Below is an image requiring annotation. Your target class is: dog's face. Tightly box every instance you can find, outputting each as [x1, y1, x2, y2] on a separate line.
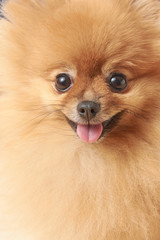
[1, 2, 160, 239]
[1, 0, 160, 144]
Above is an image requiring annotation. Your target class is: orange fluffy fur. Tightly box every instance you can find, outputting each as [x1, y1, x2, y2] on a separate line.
[0, 0, 160, 239]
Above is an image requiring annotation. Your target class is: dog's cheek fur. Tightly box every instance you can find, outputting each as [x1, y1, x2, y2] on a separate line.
[0, 0, 160, 240]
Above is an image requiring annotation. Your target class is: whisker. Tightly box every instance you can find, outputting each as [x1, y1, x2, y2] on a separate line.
[17, 103, 65, 113]
[30, 104, 65, 111]
[24, 109, 74, 137]
[33, 111, 54, 126]
[112, 103, 147, 113]
[112, 103, 148, 120]
[123, 109, 147, 121]
[30, 109, 64, 122]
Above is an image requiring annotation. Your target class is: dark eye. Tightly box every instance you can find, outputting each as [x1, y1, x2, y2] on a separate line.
[55, 73, 73, 93]
[109, 73, 127, 91]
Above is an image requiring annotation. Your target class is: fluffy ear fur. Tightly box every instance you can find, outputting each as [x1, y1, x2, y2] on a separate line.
[130, 0, 160, 21]
[128, 0, 160, 53]
[2, 0, 66, 21]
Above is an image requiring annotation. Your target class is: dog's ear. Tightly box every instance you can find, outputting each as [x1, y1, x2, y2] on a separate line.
[130, 0, 160, 57]
[2, 0, 66, 23]
[129, 0, 160, 21]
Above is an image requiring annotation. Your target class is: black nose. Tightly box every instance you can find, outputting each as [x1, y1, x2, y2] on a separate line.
[77, 101, 100, 121]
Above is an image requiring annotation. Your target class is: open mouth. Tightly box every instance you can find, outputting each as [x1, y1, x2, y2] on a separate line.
[66, 111, 124, 143]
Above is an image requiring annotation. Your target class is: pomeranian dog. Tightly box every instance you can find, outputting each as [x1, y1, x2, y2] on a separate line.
[0, 0, 160, 239]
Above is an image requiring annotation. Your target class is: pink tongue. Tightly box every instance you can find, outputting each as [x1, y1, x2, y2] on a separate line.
[77, 124, 103, 143]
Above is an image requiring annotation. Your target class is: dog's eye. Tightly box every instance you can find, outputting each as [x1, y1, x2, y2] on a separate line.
[55, 73, 73, 93]
[108, 73, 127, 91]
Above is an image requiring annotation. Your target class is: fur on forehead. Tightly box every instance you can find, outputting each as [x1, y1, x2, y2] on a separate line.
[3, 0, 160, 17]
[1, 0, 160, 76]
